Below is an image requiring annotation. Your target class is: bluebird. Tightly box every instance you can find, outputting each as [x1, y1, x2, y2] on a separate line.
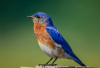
[27, 12, 86, 66]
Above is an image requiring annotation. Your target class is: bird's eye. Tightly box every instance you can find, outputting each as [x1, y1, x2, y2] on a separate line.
[36, 16, 41, 19]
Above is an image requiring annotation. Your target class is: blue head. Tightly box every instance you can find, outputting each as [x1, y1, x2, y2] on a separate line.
[27, 12, 53, 26]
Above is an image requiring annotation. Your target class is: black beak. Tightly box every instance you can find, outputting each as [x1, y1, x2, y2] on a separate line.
[27, 16, 33, 18]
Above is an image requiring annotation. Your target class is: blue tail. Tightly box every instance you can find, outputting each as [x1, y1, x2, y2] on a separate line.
[73, 58, 86, 66]
[62, 45, 86, 66]
[64, 47, 86, 66]
[72, 54, 86, 66]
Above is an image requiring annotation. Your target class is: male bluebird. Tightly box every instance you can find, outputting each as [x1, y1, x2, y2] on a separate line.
[27, 12, 86, 66]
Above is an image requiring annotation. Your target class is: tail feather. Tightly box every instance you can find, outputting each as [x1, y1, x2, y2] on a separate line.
[73, 56, 86, 66]
[62, 45, 86, 66]
[68, 51, 86, 66]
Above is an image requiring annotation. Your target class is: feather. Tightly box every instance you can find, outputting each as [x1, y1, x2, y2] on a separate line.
[46, 26, 86, 66]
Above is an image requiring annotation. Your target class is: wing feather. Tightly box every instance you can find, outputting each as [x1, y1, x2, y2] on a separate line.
[46, 26, 73, 52]
[46, 26, 86, 66]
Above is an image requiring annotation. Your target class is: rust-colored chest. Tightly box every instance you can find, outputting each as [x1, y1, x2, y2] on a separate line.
[33, 21, 55, 49]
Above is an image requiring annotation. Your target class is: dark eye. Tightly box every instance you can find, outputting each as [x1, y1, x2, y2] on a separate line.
[36, 16, 41, 19]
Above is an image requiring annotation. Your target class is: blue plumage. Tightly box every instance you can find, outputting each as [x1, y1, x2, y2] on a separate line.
[28, 12, 86, 66]
[33, 12, 53, 26]
[46, 26, 72, 52]
[46, 26, 86, 66]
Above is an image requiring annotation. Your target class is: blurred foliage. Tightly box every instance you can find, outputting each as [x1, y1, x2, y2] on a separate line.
[0, 0, 100, 68]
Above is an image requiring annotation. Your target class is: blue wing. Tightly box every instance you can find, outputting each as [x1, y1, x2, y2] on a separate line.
[46, 26, 73, 52]
[46, 26, 86, 66]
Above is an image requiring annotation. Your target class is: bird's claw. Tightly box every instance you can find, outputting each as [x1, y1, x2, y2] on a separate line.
[38, 64, 57, 66]
[48, 64, 57, 66]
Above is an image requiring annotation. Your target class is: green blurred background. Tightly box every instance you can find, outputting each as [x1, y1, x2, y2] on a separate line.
[0, 0, 100, 68]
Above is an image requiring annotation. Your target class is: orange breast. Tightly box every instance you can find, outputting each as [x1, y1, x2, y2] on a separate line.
[33, 21, 55, 49]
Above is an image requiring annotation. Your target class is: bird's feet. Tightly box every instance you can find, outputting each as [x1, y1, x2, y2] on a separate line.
[48, 64, 57, 66]
[38, 64, 57, 66]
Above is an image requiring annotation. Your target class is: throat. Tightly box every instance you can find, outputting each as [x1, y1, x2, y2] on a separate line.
[34, 21, 46, 33]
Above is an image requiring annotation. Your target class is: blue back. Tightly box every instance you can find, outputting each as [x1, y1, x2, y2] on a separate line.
[46, 26, 73, 52]
[33, 12, 86, 66]
[46, 26, 86, 66]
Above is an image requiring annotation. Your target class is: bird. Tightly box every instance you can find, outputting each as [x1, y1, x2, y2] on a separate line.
[27, 12, 86, 66]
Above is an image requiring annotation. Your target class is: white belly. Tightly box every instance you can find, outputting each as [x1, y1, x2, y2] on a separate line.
[38, 42, 55, 57]
[38, 42, 73, 59]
